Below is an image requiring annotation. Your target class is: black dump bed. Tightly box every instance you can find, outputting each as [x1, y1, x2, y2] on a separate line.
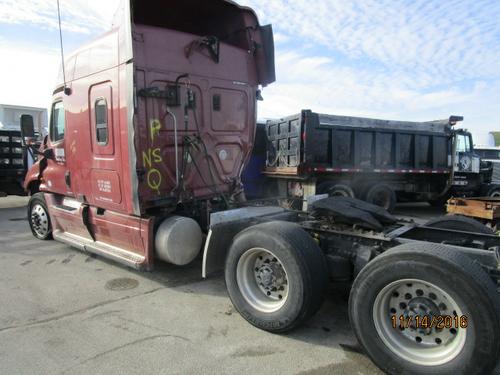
[265, 110, 452, 177]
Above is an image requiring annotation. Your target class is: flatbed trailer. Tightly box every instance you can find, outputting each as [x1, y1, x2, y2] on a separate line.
[447, 197, 500, 231]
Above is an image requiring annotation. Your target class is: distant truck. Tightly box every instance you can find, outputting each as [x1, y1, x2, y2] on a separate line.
[0, 104, 46, 195]
[261, 110, 500, 211]
[474, 146, 500, 185]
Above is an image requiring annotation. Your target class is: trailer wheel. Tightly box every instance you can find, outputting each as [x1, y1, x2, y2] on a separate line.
[225, 221, 328, 333]
[425, 215, 495, 235]
[349, 243, 500, 375]
[365, 184, 396, 212]
[318, 182, 355, 198]
[28, 192, 52, 240]
[486, 185, 500, 198]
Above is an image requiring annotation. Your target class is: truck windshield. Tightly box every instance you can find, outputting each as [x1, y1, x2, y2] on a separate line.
[476, 149, 500, 160]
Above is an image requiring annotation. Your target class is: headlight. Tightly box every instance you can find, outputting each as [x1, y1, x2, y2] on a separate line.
[12, 159, 23, 166]
[0, 136, 9, 143]
[12, 147, 23, 154]
[0, 158, 9, 165]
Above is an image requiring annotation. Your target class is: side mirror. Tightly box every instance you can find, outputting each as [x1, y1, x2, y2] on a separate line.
[20, 115, 35, 140]
[43, 148, 55, 159]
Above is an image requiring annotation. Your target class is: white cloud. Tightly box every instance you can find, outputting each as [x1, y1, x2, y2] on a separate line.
[0, 0, 119, 34]
[0, 39, 59, 108]
[0, 0, 498, 141]
[237, 0, 500, 137]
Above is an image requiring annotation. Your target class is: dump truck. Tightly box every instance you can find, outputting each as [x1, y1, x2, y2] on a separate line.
[22, 1, 500, 374]
[0, 104, 46, 195]
[261, 110, 499, 211]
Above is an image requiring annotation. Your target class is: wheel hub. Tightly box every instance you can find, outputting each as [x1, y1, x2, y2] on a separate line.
[30, 204, 49, 237]
[254, 255, 287, 300]
[403, 297, 440, 335]
[236, 248, 289, 313]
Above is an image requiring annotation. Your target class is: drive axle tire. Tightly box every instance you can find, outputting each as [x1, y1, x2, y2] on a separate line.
[349, 243, 500, 375]
[428, 194, 450, 207]
[225, 221, 328, 333]
[28, 192, 52, 240]
[425, 215, 495, 235]
[318, 182, 355, 198]
[365, 183, 396, 212]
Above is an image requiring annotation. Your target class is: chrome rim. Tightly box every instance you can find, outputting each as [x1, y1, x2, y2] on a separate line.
[30, 203, 50, 237]
[236, 248, 289, 313]
[373, 278, 466, 366]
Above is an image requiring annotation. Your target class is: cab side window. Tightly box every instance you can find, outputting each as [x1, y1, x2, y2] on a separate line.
[95, 98, 108, 145]
[50, 101, 65, 142]
[456, 134, 470, 153]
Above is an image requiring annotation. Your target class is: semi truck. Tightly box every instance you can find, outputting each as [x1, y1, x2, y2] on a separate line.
[22, 1, 500, 374]
[475, 146, 500, 185]
[0, 104, 46, 195]
[261, 110, 499, 211]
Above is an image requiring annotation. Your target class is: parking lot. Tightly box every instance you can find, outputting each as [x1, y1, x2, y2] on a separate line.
[1, 196, 498, 375]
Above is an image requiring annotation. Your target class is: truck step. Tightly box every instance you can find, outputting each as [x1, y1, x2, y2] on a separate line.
[52, 230, 147, 270]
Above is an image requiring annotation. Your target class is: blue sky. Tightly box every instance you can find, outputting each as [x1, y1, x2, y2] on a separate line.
[0, 0, 499, 144]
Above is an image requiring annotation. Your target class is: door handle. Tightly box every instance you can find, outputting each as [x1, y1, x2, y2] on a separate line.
[65, 170, 71, 188]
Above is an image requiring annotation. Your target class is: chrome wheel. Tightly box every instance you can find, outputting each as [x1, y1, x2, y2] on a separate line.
[236, 248, 289, 313]
[373, 278, 466, 366]
[30, 203, 50, 238]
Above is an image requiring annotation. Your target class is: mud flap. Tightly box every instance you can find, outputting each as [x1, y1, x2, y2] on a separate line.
[81, 205, 96, 241]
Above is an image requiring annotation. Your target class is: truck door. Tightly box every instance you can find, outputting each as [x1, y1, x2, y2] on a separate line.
[452, 132, 481, 189]
[454, 133, 479, 174]
[88, 82, 123, 210]
[45, 100, 71, 196]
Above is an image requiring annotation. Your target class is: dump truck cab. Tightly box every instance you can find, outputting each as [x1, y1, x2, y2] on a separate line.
[451, 127, 498, 196]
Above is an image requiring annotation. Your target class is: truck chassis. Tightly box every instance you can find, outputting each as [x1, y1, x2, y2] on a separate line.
[28, 191, 500, 375]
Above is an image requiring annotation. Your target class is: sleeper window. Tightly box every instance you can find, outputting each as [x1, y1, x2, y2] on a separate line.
[95, 99, 108, 145]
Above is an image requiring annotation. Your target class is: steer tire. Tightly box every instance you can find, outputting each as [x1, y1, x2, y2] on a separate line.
[317, 182, 355, 198]
[365, 183, 396, 212]
[349, 243, 500, 375]
[27, 192, 53, 240]
[425, 215, 495, 235]
[225, 221, 328, 333]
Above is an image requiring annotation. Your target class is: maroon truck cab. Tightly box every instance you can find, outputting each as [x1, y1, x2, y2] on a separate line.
[24, 0, 275, 270]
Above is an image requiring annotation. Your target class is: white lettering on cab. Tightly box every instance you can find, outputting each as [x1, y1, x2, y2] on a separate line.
[97, 179, 112, 193]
